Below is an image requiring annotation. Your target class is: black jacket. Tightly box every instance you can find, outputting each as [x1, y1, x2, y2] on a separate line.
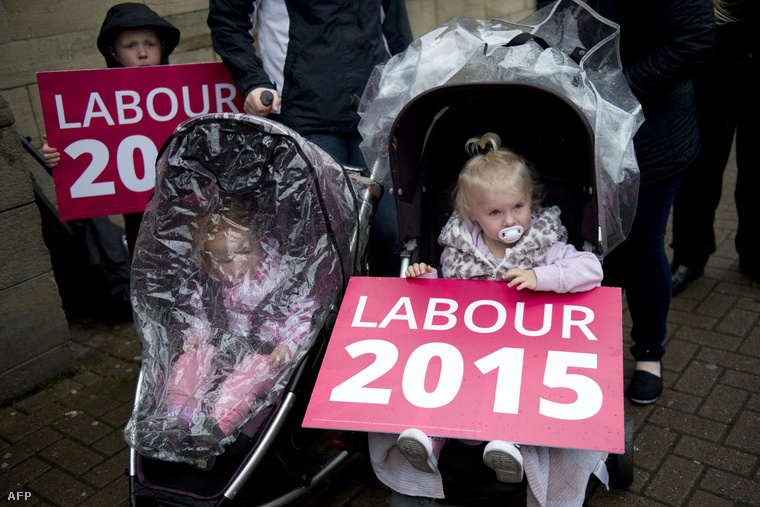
[208, 0, 413, 135]
[589, 0, 716, 184]
[97, 3, 180, 69]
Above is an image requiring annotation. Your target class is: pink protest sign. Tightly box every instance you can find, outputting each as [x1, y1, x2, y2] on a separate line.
[37, 62, 244, 220]
[304, 277, 624, 453]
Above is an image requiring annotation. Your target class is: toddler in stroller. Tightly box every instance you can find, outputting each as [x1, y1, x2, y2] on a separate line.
[369, 128, 609, 505]
[125, 112, 368, 505]
[395, 132, 603, 486]
[134, 201, 316, 459]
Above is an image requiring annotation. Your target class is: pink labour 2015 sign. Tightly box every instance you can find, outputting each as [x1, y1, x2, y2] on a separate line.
[37, 62, 244, 221]
[304, 277, 625, 453]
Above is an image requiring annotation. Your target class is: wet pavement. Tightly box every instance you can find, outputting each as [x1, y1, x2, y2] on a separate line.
[1, 148, 758, 506]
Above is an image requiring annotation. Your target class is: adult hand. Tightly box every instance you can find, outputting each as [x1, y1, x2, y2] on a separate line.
[244, 88, 280, 116]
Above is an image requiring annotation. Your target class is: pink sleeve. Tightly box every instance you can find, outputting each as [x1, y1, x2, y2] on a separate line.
[533, 242, 603, 293]
[419, 269, 438, 279]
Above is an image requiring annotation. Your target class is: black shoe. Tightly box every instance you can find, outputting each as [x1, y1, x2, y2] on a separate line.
[671, 264, 703, 295]
[627, 370, 663, 404]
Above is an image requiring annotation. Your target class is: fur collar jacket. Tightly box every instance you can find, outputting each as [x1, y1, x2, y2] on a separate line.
[439, 206, 568, 281]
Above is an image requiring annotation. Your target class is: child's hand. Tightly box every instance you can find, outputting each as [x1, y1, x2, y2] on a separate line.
[405, 263, 435, 278]
[42, 135, 60, 169]
[183, 334, 200, 352]
[270, 344, 292, 370]
[503, 268, 537, 290]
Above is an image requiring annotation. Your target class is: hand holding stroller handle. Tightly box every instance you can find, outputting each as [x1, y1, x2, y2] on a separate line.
[261, 90, 274, 106]
[499, 225, 524, 243]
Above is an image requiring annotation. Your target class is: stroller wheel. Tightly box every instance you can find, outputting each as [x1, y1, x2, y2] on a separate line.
[607, 415, 634, 488]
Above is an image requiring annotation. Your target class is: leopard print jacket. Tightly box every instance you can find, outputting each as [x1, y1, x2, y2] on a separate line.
[439, 206, 568, 281]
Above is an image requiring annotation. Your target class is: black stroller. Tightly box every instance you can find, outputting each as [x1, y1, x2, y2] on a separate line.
[356, 1, 642, 504]
[378, 81, 634, 507]
[125, 112, 380, 506]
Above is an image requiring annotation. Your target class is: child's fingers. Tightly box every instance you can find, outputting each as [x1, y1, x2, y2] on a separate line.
[405, 263, 431, 278]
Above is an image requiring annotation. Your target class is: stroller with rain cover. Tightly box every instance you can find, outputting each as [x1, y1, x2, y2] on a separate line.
[125, 112, 380, 506]
[356, 0, 642, 504]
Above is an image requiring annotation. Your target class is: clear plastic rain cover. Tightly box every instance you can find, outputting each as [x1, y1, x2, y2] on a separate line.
[124, 113, 356, 464]
[358, 0, 644, 254]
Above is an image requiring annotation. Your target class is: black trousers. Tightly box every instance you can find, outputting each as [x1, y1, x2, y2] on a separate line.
[671, 20, 759, 269]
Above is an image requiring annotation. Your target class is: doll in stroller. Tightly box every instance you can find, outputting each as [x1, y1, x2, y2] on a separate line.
[124, 112, 377, 505]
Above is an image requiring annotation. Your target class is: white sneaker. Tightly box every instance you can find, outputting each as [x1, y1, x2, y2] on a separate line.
[483, 441, 523, 483]
[397, 428, 438, 473]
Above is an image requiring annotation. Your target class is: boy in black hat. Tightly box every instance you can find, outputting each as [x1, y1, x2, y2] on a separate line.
[41, 3, 180, 257]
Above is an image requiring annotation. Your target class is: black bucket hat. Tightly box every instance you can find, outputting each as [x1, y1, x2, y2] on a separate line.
[97, 3, 180, 68]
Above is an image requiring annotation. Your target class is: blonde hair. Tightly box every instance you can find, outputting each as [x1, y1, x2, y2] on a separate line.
[453, 133, 541, 222]
[714, 0, 739, 24]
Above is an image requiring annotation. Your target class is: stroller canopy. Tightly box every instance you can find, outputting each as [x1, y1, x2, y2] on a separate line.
[358, 0, 643, 255]
[389, 82, 599, 264]
[125, 113, 357, 462]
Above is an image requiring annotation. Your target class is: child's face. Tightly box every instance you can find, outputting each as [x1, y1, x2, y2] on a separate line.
[203, 229, 262, 286]
[111, 28, 163, 67]
[469, 185, 532, 249]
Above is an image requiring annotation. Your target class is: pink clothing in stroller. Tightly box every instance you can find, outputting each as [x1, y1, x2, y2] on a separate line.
[167, 346, 277, 436]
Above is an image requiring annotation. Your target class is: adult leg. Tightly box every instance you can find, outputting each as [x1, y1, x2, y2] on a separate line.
[734, 106, 760, 281]
[307, 131, 401, 276]
[344, 131, 367, 167]
[304, 132, 350, 164]
[603, 176, 682, 402]
[671, 23, 741, 288]
[671, 69, 736, 275]
[733, 29, 760, 280]
[347, 128, 402, 276]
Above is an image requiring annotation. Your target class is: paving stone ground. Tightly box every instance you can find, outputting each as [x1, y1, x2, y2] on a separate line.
[1, 145, 757, 506]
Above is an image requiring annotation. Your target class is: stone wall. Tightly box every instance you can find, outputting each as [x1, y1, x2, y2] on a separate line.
[0, 94, 73, 402]
[0, 0, 216, 149]
[0, 0, 535, 401]
[0, 0, 535, 150]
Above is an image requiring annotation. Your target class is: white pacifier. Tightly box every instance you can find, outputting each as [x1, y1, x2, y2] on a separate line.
[499, 225, 525, 243]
